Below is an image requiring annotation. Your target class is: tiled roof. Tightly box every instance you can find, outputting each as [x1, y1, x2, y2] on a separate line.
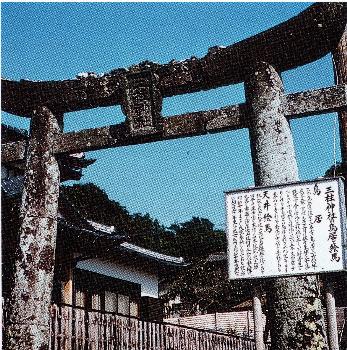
[205, 252, 227, 262]
[87, 220, 116, 234]
[60, 203, 187, 267]
[120, 242, 188, 266]
[58, 217, 126, 245]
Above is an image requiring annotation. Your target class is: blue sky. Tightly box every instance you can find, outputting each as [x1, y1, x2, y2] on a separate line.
[1, 3, 340, 228]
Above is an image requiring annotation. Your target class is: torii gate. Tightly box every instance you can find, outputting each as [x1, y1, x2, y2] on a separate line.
[2, 3, 347, 350]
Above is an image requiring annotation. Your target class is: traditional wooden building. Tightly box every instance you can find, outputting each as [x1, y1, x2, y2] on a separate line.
[54, 215, 187, 321]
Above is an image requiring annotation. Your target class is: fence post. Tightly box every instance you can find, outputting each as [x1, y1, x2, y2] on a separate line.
[4, 106, 61, 350]
[326, 281, 339, 350]
[61, 256, 73, 350]
[61, 258, 73, 305]
[245, 62, 327, 350]
[252, 288, 264, 350]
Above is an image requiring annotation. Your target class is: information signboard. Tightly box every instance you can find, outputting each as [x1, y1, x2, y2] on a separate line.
[225, 178, 347, 280]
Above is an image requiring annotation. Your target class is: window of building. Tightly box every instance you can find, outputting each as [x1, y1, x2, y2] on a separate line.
[75, 290, 86, 308]
[130, 300, 139, 317]
[91, 293, 101, 311]
[73, 269, 141, 317]
[117, 294, 130, 315]
[105, 291, 118, 313]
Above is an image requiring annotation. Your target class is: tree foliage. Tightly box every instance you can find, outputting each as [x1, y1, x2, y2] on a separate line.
[169, 217, 226, 261]
[61, 183, 132, 234]
[60, 183, 226, 260]
[164, 257, 255, 315]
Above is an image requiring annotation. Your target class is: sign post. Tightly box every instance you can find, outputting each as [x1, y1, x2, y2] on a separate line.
[252, 288, 264, 350]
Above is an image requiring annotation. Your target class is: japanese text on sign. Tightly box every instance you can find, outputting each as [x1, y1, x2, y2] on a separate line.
[225, 178, 347, 280]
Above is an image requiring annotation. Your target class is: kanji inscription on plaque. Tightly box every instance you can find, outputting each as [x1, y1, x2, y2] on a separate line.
[225, 178, 347, 279]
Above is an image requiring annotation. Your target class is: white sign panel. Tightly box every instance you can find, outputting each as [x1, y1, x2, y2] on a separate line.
[225, 178, 347, 280]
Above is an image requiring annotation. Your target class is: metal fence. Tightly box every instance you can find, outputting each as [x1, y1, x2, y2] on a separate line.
[49, 304, 258, 350]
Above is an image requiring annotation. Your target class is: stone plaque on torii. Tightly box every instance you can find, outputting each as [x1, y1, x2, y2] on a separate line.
[1, 3, 347, 350]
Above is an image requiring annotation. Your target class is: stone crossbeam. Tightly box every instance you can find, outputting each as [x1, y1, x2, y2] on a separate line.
[1, 3, 346, 117]
[2, 84, 347, 163]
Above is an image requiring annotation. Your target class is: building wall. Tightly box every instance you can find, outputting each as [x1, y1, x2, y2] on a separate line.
[77, 258, 159, 298]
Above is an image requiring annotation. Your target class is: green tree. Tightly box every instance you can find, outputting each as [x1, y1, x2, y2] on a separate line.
[61, 183, 174, 254]
[169, 217, 226, 261]
[128, 212, 175, 253]
[61, 183, 132, 233]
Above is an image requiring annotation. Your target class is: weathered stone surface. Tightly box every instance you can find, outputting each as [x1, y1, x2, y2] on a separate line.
[1, 3, 346, 116]
[246, 62, 299, 186]
[20, 110, 60, 219]
[284, 84, 347, 118]
[56, 124, 121, 153]
[2, 139, 27, 163]
[245, 62, 327, 350]
[333, 24, 347, 203]
[2, 84, 347, 164]
[5, 106, 61, 350]
[330, 24, 347, 350]
[121, 70, 162, 135]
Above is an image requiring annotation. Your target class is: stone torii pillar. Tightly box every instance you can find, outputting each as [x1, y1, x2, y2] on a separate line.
[5, 107, 61, 350]
[245, 62, 327, 350]
[333, 24, 347, 184]
[324, 23, 347, 350]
